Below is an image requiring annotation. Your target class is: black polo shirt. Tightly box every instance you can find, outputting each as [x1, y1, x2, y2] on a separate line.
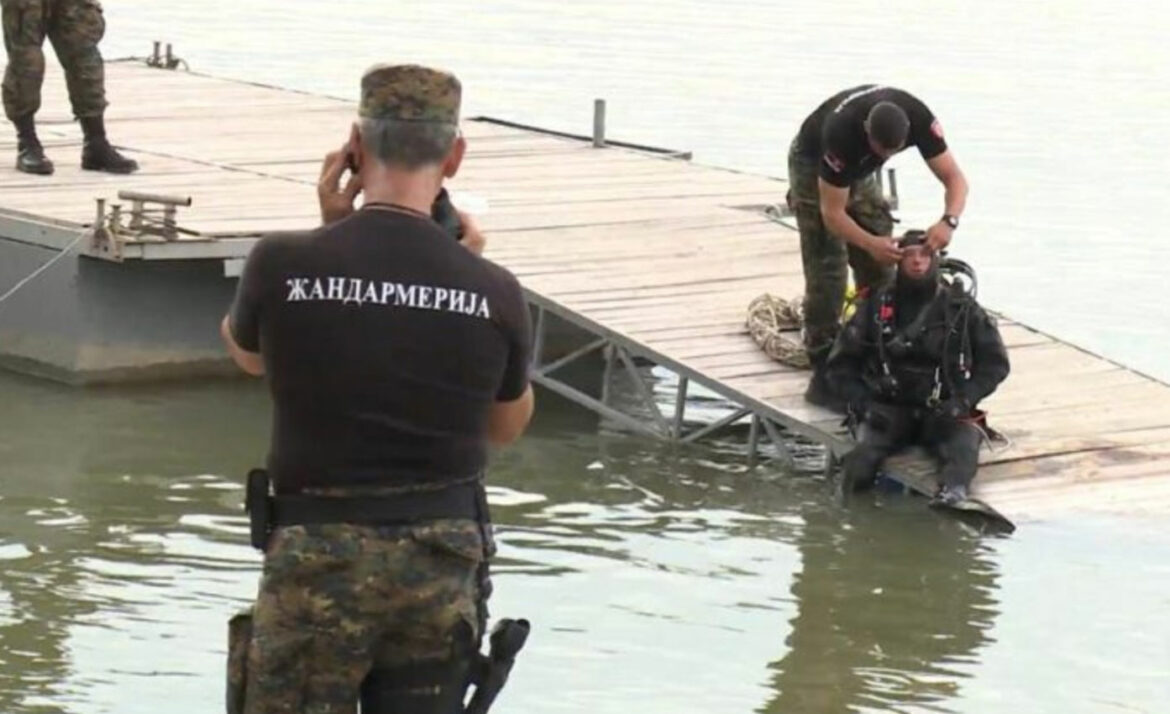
[228, 205, 531, 495]
[795, 85, 948, 187]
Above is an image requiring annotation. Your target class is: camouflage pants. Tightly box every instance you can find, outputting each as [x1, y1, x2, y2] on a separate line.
[1, 0, 107, 121]
[242, 520, 488, 714]
[787, 138, 894, 360]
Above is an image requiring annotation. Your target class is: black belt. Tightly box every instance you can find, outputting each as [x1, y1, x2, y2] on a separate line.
[273, 479, 485, 527]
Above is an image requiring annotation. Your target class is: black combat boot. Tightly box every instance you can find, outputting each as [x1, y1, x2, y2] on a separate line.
[803, 348, 846, 414]
[80, 115, 139, 174]
[13, 114, 54, 175]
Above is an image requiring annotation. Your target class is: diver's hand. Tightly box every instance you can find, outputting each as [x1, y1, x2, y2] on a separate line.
[865, 236, 904, 265]
[317, 147, 362, 225]
[935, 395, 971, 420]
[925, 220, 955, 252]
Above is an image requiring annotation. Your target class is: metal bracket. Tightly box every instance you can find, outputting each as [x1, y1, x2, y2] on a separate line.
[87, 191, 194, 262]
[88, 198, 122, 261]
[146, 41, 186, 70]
[118, 190, 192, 240]
[524, 303, 807, 469]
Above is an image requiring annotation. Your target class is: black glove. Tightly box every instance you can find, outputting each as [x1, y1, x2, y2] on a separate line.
[934, 395, 971, 420]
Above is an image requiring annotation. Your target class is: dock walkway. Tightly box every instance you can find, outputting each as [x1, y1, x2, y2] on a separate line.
[3, 61, 1169, 525]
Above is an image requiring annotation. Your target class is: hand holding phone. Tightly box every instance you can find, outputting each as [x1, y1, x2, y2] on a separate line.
[317, 146, 363, 225]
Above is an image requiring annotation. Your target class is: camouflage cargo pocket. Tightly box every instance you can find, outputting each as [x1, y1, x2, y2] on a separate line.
[226, 608, 253, 714]
[409, 520, 487, 563]
[55, 0, 104, 47]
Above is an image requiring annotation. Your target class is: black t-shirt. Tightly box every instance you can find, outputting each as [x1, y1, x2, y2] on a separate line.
[228, 206, 532, 495]
[795, 85, 948, 187]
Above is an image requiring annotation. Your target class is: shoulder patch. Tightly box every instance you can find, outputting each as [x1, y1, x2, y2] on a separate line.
[931, 118, 944, 139]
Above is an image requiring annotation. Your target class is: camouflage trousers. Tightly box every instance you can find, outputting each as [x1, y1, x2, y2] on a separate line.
[787, 137, 894, 360]
[1, 0, 107, 121]
[239, 520, 489, 714]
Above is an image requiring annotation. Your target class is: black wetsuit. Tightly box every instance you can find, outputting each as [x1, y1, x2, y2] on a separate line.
[825, 279, 1010, 493]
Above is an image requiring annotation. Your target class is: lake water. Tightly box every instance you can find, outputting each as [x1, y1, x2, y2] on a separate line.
[2, 2, 1169, 712]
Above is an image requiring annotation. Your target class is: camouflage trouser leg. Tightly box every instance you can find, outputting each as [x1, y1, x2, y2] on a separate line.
[45, 0, 107, 118]
[1, 0, 48, 121]
[787, 138, 894, 359]
[1, 0, 106, 121]
[243, 521, 486, 714]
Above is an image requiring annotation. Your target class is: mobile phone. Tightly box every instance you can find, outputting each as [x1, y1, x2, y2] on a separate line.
[345, 151, 359, 175]
[431, 188, 464, 241]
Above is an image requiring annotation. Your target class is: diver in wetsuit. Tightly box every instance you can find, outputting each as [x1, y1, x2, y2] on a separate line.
[825, 230, 1010, 505]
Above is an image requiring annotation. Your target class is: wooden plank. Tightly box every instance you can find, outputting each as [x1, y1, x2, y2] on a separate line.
[525, 261, 795, 296]
[506, 241, 797, 275]
[562, 277, 806, 312]
[487, 228, 787, 263]
[598, 307, 750, 331]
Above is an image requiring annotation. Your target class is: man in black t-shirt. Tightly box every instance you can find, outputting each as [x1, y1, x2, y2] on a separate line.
[787, 85, 969, 412]
[219, 64, 534, 714]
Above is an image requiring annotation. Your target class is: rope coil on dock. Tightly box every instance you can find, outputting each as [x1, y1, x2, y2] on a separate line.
[745, 294, 809, 369]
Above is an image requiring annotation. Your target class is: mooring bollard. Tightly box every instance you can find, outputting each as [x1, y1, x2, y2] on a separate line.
[593, 99, 606, 148]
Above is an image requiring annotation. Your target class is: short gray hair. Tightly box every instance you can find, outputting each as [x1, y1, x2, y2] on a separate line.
[359, 118, 458, 169]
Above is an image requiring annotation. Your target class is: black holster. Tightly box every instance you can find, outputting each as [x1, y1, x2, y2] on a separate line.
[359, 617, 531, 714]
[465, 618, 531, 714]
[244, 468, 273, 551]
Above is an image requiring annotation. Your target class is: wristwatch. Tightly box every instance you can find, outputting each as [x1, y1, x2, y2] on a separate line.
[942, 214, 960, 229]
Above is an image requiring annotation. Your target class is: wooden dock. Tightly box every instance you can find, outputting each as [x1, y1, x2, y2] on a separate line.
[3, 61, 1170, 525]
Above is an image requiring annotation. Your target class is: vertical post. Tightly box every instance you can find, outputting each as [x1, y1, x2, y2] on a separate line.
[165, 43, 174, 69]
[671, 376, 689, 439]
[151, 41, 161, 66]
[109, 204, 122, 239]
[530, 306, 546, 370]
[747, 414, 761, 469]
[128, 199, 144, 231]
[94, 198, 106, 228]
[823, 447, 837, 480]
[163, 205, 177, 239]
[600, 344, 615, 405]
[592, 99, 606, 148]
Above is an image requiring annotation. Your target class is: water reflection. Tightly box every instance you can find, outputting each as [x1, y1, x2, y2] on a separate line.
[0, 374, 266, 712]
[1, 372, 1001, 713]
[764, 499, 1000, 713]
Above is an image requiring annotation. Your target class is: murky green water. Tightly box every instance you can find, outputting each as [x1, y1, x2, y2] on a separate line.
[3, 1, 1170, 712]
[1, 372, 1167, 713]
